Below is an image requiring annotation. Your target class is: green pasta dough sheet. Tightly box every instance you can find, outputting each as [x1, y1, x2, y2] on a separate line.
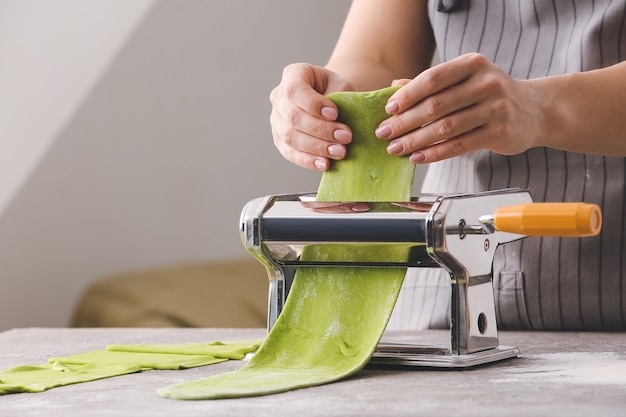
[49, 350, 228, 371]
[0, 362, 141, 395]
[0, 340, 261, 395]
[106, 339, 263, 360]
[159, 85, 416, 400]
[317, 86, 414, 203]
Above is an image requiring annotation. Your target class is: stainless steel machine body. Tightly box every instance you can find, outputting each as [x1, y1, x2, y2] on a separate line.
[240, 188, 533, 367]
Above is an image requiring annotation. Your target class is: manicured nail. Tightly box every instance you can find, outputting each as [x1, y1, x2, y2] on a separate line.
[321, 107, 338, 120]
[328, 144, 345, 158]
[314, 158, 328, 170]
[333, 129, 352, 144]
[350, 203, 370, 212]
[386, 141, 403, 155]
[375, 124, 392, 139]
[385, 99, 399, 114]
[410, 152, 426, 163]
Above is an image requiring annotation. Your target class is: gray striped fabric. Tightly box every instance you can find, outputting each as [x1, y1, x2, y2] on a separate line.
[388, 0, 626, 331]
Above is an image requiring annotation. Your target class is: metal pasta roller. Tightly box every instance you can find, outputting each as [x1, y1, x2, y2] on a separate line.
[239, 188, 602, 368]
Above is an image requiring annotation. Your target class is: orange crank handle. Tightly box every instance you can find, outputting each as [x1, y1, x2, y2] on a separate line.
[493, 203, 602, 237]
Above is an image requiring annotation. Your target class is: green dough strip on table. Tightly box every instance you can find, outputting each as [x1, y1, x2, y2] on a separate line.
[105, 339, 263, 360]
[159, 85, 416, 400]
[0, 340, 261, 395]
[0, 362, 141, 395]
[48, 351, 229, 371]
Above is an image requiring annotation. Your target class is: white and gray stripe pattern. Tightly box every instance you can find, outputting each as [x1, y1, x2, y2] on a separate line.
[388, 0, 626, 331]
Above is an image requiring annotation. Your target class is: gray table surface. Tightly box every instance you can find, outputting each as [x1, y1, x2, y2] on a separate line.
[0, 327, 625, 417]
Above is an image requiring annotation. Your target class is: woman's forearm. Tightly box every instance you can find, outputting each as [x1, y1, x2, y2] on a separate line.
[530, 60, 626, 156]
[324, 0, 435, 93]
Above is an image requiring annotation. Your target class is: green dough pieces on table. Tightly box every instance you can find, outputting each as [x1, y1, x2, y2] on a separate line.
[49, 351, 227, 371]
[106, 339, 262, 360]
[159, 86, 416, 400]
[0, 362, 141, 395]
[0, 340, 261, 395]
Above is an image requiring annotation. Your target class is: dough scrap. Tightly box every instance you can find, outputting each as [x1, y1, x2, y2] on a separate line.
[0, 340, 261, 394]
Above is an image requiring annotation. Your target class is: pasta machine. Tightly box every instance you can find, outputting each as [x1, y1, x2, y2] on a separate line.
[239, 188, 601, 367]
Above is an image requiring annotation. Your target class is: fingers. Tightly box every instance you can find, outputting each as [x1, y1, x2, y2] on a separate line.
[377, 54, 489, 143]
[377, 53, 534, 163]
[407, 126, 487, 163]
[385, 100, 487, 161]
[385, 53, 483, 116]
[270, 64, 355, 171]
[270, 98, 351, 163]
[270, 107, 352, 171]
[376, 80, 481, 143]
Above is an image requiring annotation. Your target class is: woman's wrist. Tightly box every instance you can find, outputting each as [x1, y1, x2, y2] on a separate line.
[528, 64, 626, 156]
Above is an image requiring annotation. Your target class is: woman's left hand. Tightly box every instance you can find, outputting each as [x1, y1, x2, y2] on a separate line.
[376, 53, 545, 163]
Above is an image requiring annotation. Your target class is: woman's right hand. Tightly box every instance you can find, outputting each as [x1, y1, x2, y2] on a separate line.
[270, 63, 356, 171]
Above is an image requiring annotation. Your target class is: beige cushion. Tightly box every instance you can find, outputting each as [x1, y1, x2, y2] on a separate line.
[70, 258, 268, 328]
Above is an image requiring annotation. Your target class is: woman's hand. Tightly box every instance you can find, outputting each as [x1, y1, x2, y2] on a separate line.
[270, 63, 356, 171]
[376, 53, 545, 163]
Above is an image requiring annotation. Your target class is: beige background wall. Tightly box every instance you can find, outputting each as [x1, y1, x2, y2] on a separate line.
[0, 0, 426, 331]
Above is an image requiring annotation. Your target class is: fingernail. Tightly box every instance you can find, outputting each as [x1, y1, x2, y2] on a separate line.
[314, 158, 328, 170]
[386, 141, 403, 155]
[375, 124, 392, 139]
[333, 129, 352, 144]
[385, 99, 399, 114]
[328, 144, 345, 158]
[351, 203, 370, 212]
[410, 152, 426, 163]
[321, 107, 338, 120]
